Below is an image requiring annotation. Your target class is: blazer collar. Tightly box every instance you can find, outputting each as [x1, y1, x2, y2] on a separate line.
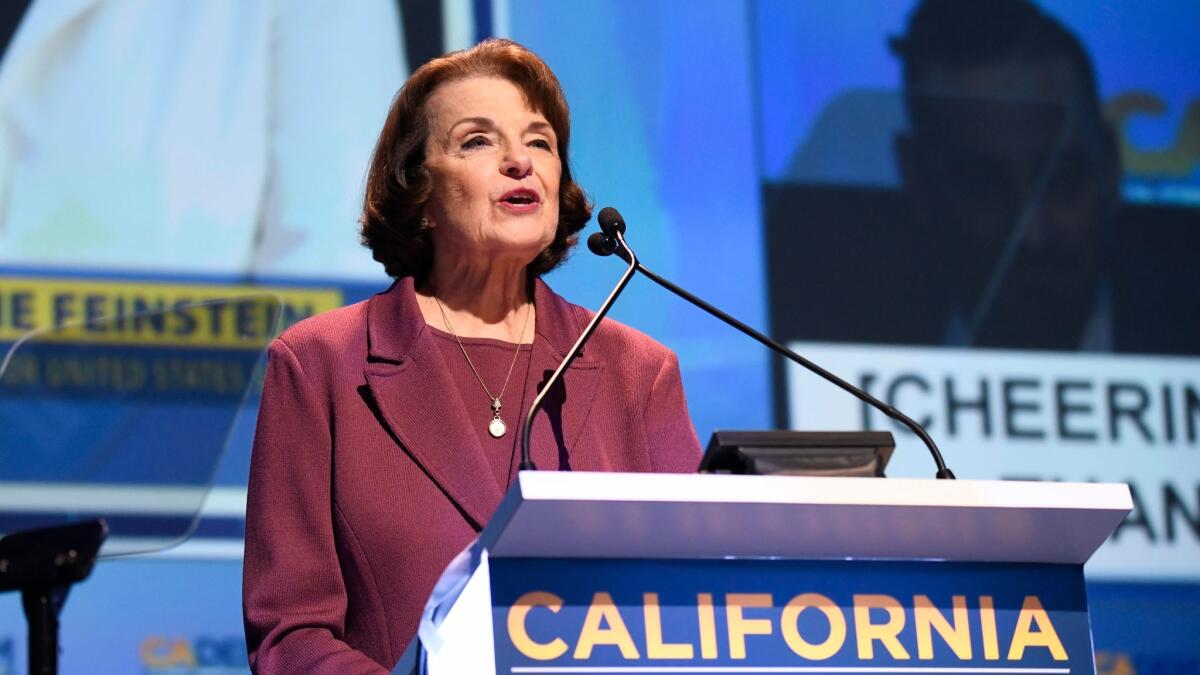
[362, 276, 604, 529]
[363, 278, 499, 530]
[365, 276, 424, 364]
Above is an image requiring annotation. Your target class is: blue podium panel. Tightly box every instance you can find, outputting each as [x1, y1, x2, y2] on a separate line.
[404, 474, 1128, 675]
[490, 558, 1093, 674]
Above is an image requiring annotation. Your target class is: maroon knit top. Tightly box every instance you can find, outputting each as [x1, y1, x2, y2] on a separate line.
[428, 327, 533, 491]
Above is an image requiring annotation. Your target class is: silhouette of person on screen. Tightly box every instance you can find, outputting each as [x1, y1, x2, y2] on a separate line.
[891, 0, 1122, 350]
[767, 0, 1198, 355]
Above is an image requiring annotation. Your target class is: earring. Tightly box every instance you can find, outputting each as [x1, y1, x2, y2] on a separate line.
[420, 217, 430, 229]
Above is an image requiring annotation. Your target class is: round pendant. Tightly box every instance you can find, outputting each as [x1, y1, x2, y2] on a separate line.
[488, 417, 507, 438]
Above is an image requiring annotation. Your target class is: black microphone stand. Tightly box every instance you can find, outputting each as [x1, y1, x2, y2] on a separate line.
[518, 225, 638, 471]
[594, 218, 955, 480]
[0, 519, 108, 675]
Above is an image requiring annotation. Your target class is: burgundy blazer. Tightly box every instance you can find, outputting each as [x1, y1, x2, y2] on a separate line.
[242, 276, 702, 674]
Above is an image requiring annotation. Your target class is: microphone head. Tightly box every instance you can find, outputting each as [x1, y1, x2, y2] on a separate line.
[587, 232, 617, 256]
[597, 207, 626, 237]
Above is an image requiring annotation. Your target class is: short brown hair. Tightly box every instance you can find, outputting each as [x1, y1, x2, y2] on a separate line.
[360, 39, 592, 280]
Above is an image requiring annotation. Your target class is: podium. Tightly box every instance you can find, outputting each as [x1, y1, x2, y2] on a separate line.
[397, 471, 1131, 674]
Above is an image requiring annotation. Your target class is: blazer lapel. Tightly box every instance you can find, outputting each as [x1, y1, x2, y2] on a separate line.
[361, 278, 504, 531]
[518, 279, 605, 474]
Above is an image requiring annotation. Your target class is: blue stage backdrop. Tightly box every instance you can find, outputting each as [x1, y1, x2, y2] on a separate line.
[0, 1, 1196, 673]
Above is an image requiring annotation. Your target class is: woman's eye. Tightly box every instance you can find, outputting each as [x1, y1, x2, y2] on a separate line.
[529, 139, 553, 151]
[462, 136, 489, 150]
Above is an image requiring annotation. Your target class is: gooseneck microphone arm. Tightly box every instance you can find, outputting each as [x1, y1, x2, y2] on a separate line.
[592, 209, 956, 480]
[519, 212, 638, 471]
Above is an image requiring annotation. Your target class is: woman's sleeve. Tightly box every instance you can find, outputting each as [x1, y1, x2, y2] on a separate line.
[242, 339, 389, 675]
[644, 350, 704, 473]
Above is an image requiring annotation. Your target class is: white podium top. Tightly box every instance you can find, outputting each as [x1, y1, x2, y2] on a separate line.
[481, 472, 1132, 565]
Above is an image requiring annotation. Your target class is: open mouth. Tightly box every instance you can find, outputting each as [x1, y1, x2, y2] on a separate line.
[500, 188, 540, 206]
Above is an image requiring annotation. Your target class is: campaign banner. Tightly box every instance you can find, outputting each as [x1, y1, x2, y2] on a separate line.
[0, 274, 349, 552]
[785, 343, 1200, 580]
[0, 276, 342, 346]
[490, 558, 1093, 674]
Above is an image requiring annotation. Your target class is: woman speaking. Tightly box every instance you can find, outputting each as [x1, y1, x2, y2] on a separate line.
[242, 39, 701, 673]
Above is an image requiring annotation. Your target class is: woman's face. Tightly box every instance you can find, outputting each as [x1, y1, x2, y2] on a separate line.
[422, 76, 562, 270]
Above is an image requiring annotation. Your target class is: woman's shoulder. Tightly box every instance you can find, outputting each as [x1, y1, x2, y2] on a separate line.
[548, 291, 674, 367]
[272, 300, 370, 362]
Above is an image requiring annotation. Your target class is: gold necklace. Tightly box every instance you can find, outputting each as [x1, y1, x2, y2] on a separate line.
[433, 296, 532, 438]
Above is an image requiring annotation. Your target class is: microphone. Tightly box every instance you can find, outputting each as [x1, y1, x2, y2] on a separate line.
[598, 206, 626, 236]
[519, 211, 638, 471]
[586, 232, 618, 257]
[589, 208, 956, 480]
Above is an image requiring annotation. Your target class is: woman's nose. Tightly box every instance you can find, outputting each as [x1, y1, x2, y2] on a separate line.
[501, 147, 533, 178]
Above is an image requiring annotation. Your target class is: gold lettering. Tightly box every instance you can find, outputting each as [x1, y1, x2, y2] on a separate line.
[139, 636, 196, 668]
[854, 594, 911, 660]
[914, 595, 971, 660]
[697, 593, 719, 659]
[781, 593, 846, 660]
[1107, 93, 1200, 177]
[507, 592, 568, 661]
[574, 592, 640, 660]
[1008, 596, 1068, 661]
[726, 593, 774, 659]
[643, 593, 694, 659]
[980, 596, 1000, 660]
